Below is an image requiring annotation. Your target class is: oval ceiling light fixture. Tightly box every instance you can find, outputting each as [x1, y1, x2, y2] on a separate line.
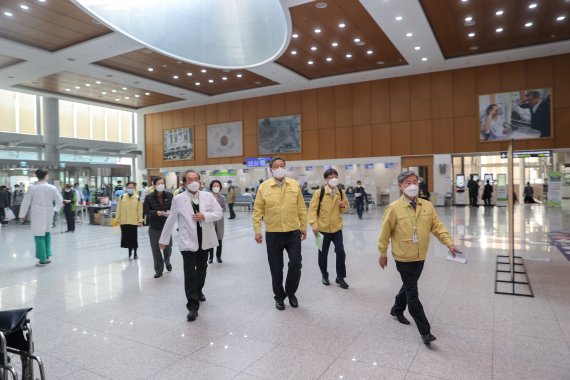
[72, 0, 292, 69]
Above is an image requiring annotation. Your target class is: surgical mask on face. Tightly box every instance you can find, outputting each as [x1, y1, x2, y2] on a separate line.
[187, 182, 200, 192]
[155, 184, 165, 192]
[272, 168, 286, 179]
[126, 188, 135, 195]
[403, 184, 419, 198]
[327, 178, 339, 187]
[212, 187, 221, 193]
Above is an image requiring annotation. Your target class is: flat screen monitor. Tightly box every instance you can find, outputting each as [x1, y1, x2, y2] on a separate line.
[456, 174, 465, 193]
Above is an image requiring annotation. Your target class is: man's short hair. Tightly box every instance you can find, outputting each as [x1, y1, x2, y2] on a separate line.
[35, 168, 48, 180]
[269, 157, 286, 167]
[398, 171, 418, 183]
[183, 169, 200, 180]
[323, 168, 338, 179]
[525, 90, 541, 99]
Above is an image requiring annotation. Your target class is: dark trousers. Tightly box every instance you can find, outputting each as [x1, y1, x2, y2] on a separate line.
[266, 231, 302, 301]
[392, 260, 430, 335]
[318, 230, 346, 279]
[181, 249, 208, 311]
[355, 198, 364, 218]
[469, 192, 478, 206]
[483, 196, 492, 206]
[13, 205, 21, 222]
[64, 208, 75, 231]
[228, 203, 236, 219]
[208, 240, 222, 260]
[149, 227, 172, 274]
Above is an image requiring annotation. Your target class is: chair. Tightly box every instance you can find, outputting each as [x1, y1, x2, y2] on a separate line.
[0, 308, 46, 380]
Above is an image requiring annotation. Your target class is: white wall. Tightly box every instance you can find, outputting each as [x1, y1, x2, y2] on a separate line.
[433, 154, 453, 206]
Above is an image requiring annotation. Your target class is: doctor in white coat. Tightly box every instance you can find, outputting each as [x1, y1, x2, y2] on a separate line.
[19, 168, 63, 267]
[160, 169, 223, 322]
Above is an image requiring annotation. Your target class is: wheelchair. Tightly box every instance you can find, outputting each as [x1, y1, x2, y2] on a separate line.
[0, 308, 45, 380]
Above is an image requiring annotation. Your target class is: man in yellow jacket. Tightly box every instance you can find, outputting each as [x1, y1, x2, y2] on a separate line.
[378, 171, 460, 344]
[308, 168, 349, 289]
[253, 157, 307, 311]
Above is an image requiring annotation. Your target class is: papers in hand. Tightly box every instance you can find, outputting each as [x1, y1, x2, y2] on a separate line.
[315, 232, 324, 251]
[447, 251, 468, 264]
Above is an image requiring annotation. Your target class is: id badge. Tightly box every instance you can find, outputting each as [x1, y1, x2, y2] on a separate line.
[412, 225, 418, 244]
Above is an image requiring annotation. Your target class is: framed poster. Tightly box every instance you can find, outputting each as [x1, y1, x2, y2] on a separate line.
[479, 88, 552, 141]
[163, 127, 193, 161]
[207, 121, 243, 158]
[258, 114, 301, 154]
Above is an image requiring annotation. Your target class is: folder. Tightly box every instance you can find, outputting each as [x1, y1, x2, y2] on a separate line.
[315, 232, 324, 251]
[447, 251, 468, 264]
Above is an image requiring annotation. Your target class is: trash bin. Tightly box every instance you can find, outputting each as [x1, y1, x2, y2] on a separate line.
[444, 192, 453, 206]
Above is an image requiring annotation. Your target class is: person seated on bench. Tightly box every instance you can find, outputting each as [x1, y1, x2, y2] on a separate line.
[240, 188, 254, 210]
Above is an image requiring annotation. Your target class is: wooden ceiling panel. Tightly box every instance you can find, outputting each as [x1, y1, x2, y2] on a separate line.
[420, 0, 570, 58]
[95, 50, 278, 96]
[0, 0, 111, 51]
[18, 72, 182, 109]
[275, 0, 407, 79]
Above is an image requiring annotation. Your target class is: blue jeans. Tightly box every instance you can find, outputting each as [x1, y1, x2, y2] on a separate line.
[355, 198, 364, 218]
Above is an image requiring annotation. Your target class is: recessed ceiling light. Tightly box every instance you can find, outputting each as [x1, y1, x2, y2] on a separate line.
[85, 83, 91, 87]
[186, 72, 192, 76]
[145, 92, 150, 95]
[421, 57, 428, 61]
[529, 3, 537, 9]
[115, 98, 120, 102]
[406, 32, 413, 37]
[465, 16, 473, 22]
[222, 77, 228, 80]
[65, 88, 71, 92]
[74, 86, 80, 89]
[308, 60, 314, 65]
[469, 45, 479, 50]
[496, 27, 503, 33]
[468, 32, 475, 37]
[338, 23, 346, 28]
[326, 57, 333, 62]
[101, 91, 106, 95]
[377, 60, 385, 65]
[112, 89, 117, 93]
[314, 28, 321, 33]
[310, 46, 317, 51]
[237, 74, 243, 78]
[525, 22, 533, 27]
[20, 5, 29, 10]
[346, 53, 352, 58]
[147, 67, 154, 72]
[315, 2, 327, 8]
[557, 15, 566, 21]
[366, 50, 373, 54]
[95, 81, 101, 84]
[414, 46, 421, 50]
[4, 11, 13, 16]
[461, 0, 468, 2]
[292, 33, 298, 38]
[173, 75, 179, 79]
[201, 69, 207, 73]
[122, 87, 127, 90]
[134, 94, 140, 98]
[208, 79, 214, 83]
[331, 42, 338, 47]
[195, 82, 200, 86]
[496, 10, 504, 15]
[124, 96, 129, 99]
[354, 38, 361, 43]
[395, 16, 403, 21]
[291, 50, 297, 55]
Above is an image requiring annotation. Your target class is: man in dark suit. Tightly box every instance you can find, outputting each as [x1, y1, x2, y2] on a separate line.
[519, 90, 551, 138]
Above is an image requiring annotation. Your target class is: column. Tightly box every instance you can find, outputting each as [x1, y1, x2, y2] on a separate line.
[43, 97, 60, 163]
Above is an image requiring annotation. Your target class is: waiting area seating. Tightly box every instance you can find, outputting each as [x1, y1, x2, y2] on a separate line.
[234, 194, 254, 211]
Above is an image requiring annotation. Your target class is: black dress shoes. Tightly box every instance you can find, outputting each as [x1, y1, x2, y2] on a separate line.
[275, 300, 285, 310]
[288, 295, 298, 308]
[390, 310, 411, 325]
[217, 258, 223, 263]
[154, 273, 163, 279]
[336, 278, 349, 289]
[208, 258, 213, 264]
[322, 276, 330, 286]
[198, 293, 206, 302]
[165, 263, 172, 271]
[187, 310, 198, 321]
[421, 333, 437, 344]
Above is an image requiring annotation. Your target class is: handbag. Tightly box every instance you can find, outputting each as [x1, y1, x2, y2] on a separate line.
[4, 207, 15, 221]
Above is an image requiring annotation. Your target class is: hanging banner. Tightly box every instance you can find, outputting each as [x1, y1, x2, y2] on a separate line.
[547, 172, 562, 208]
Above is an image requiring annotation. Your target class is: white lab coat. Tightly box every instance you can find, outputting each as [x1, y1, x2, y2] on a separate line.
[159, 190, 223, 251]
[19, 182, 64, 236]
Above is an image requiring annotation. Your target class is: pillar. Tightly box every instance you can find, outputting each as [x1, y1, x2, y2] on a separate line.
[42, 97, 60, 163]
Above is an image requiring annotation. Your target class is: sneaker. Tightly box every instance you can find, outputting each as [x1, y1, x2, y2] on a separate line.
[36, 262, 47, 267]
[45, 259, 52, 264]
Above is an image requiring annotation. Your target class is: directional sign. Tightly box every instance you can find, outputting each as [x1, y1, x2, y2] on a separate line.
[500, 150, 551, 159]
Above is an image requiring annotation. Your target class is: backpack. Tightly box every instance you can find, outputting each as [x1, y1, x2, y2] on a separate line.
[317, 186, 345, 217]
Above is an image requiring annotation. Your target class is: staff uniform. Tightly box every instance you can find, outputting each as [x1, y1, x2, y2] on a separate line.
[143, 190, 173, 276]
[378, 196, 452, 336]
[308, 185, 348, 281]
[159, 190, 222, 313]
[18, 181, 63, 264]
[253, 177, 307, 302]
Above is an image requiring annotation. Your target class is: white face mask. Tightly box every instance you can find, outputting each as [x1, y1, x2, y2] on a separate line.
[187, 182, 200, 193]
[403, 184, 419, 198]
[272, 168, 286, 179]
[212, 187, 221, 193]
[155, 184, 165, 192]
[327, 178, 339, 188]
[126, 188, 135, 195]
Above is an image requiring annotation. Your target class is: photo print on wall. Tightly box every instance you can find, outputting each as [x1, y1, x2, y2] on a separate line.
[258, 114, 301, 154]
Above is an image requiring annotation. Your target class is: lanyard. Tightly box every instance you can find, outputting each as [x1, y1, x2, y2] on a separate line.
[402, 198, 418, 227]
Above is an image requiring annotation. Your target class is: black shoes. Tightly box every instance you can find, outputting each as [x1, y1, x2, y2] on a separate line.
[208, 258, 213, 264]
[336, 278, 349, 289]
[165, 263, 172, 271]
[322, 276, 330, 286]
[275, 300, 285, 310]
[421, 333, 436, 344]
[154, 273, 162, 278]
[390, 310, 411, 325]
[198, 293, 206, 302]
[187, 310, 198, 321]
[133, 253, 138, 260]
[128, 250, 132, 258]
[217, 258, 223, 263]
[288, 295, 298, 308]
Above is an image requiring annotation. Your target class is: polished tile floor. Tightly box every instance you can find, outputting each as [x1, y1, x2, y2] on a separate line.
[1, 203, 570, 379]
